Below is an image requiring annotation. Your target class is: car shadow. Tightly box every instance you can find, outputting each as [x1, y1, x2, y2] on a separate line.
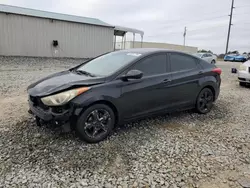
[23, 98, 231, 145]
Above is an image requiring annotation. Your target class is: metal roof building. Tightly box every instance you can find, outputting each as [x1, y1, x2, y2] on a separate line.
[0, 4, 116, 58]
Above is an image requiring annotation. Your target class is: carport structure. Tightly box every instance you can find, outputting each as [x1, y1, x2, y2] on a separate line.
[114, 26, 144, 50]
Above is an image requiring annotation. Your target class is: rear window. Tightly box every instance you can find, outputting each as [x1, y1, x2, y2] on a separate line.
[133, 54, 168, 76]
[170, 53, 197, 72]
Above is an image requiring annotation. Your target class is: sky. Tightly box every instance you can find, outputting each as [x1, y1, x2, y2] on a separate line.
[1, 0, 250, 54]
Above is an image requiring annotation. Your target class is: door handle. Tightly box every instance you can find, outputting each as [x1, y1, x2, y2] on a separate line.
[162, 79, 172, 83]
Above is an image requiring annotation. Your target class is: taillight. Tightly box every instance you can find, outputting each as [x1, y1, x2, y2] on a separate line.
[212, 68, 222, 75]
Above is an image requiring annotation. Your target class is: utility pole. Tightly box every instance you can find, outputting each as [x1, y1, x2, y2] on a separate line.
[183, 26, 187, 46]
[225, 0, 235, 54]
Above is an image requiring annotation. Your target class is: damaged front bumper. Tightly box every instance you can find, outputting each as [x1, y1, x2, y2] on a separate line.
[28, 97, 74, 128]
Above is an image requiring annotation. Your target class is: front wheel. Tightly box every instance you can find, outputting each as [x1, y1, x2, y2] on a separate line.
[195, 88, 214, 114]
[211, 60, 216, 64]
[76, 104, 115, 143]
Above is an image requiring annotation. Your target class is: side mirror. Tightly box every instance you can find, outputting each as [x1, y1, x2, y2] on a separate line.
[121, 69, 143, 81]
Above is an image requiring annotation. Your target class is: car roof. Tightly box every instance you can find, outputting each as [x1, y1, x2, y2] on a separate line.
[196, 52, 212, 55]
[116, 48, 192, 55]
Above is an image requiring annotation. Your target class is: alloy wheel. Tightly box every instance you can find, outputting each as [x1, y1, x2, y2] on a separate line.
[197, 89, 214, 113]
[84, 109, 111, 139]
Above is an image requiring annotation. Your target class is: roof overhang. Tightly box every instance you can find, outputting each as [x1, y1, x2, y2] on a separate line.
[114, 25, 144, 37]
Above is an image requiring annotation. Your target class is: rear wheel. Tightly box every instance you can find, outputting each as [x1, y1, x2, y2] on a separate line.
[239, 82, 246, 86]
[76, 104, 115, 143]
[195, 88, 214, 114]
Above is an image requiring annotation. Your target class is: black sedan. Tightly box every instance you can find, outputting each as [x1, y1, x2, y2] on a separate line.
[28, 48, 221, 143]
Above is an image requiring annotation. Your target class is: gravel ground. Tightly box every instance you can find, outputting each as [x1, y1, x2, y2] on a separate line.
[0, 57, 250, 188]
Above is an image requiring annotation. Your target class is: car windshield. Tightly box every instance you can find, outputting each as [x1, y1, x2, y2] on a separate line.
[76, 51, 142, 77]
[193, 53, 203, 58]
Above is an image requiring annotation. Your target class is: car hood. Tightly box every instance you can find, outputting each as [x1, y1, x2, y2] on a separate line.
[235, 55, 245, 58]
[27, 70, 106, 97]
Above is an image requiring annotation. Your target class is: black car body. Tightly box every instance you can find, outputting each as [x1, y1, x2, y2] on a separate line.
[28, 48, 221, 143]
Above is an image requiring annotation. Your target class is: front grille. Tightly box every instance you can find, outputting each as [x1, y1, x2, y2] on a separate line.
[29, 95, 38, 105]
[29, 95, 49, 110]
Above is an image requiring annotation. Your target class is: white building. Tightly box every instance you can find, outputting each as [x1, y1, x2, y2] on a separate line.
[115, 41, 198, 54]
[0, 4, 114, 58]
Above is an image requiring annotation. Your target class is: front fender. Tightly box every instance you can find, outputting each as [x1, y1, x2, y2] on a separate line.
[70, 89, 121, 117]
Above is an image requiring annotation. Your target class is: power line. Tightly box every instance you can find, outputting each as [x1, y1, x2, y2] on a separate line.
[236, 4, 250, 8]
[185, 15, 228, 25]
[147, 24, 227, 38]
[234, 12, 250, 16]
[186, 24, 226, 33]
[160, 15, 228, 29]
[160, 9, 228, 24]
[235, 22, 250, 24]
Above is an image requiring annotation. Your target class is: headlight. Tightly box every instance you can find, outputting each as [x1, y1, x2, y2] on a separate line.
[239, 64, 247, 71]
[41, 87, 90, 106]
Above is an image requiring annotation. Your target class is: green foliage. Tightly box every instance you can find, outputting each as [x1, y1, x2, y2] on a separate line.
[198, 49, 213, 54]
[227, 50, 239, 54]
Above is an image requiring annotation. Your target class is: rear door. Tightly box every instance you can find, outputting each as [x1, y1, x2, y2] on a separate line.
[202, 54, 209, 63]
[118, 53, 172, 119]
[168, 52, 202, 109]
[206, 54, 213, 63]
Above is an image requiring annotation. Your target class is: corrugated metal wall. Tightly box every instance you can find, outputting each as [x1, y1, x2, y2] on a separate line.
[0, 13, 114, 58]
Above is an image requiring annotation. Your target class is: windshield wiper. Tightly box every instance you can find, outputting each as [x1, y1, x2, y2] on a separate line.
[74, 70, 96, 77]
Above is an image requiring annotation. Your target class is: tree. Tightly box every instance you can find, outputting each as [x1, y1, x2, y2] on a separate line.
[218, 54, 225, 58]
[228, 50, 239, 54]
[198, 49, 214, 54]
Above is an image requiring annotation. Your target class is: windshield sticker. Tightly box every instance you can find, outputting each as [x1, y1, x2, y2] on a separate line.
[127, 53, 142, 57]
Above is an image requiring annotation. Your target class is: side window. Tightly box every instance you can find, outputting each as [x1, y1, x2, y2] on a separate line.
[207, 54, 212, 57]
[203, 54, 207, 57]
[170, 53, 197, 72]
[132, 54, 168, 76]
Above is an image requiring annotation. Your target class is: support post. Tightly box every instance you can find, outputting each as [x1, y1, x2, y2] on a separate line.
[124, 33, 126, 49]
[121, 36, 124, 50]
[141, 35, 143, 48]
[133, 33, 135, 48]
[114, 35, 116, 51]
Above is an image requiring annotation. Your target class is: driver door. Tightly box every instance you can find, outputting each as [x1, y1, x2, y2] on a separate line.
[118, 53, 173, 120]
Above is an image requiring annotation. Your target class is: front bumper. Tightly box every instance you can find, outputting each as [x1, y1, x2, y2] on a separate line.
[238, 71, 250, 83]
[28, 99, 72, 123]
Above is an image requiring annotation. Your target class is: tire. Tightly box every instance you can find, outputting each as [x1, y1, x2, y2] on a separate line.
[239, 82, 246, 86]
[211, 60, 216, 64]
[76, 104, 115, 143]
[195, 88, 214, 114]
